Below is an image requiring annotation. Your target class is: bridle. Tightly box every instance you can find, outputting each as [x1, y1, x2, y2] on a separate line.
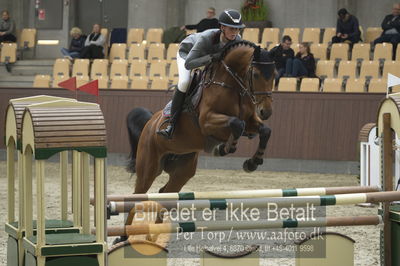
[208, 57, 274, 105]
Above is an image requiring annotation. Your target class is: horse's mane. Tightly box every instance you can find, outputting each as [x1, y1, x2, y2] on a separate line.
[218, 40, 274, 80]
[221, 40, 257, 60]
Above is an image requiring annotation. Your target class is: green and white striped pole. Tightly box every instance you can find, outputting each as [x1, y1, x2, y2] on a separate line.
[100, 185, 380, 203]
[109, 190, 399, 215]
[106, 215, 382, 236]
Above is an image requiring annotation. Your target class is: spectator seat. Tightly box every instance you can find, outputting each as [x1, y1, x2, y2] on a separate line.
[323, 78, 343, 92]
[345, 78, 365, 92]
[33, 74, 51, 88]
[109, 43, 127, 63]
[110, 59, 128, 79]
[302, 28, 320, 43]
[277, 77, 297, 91]
[130, 76, 149, 89]
[300, 78, 320, 92]
[261, 28, 280, 46]
[151, 77, 169, 90]
[127, 28, 145, 44]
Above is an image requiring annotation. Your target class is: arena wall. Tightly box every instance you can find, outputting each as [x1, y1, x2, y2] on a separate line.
[0, 87, 383, 165]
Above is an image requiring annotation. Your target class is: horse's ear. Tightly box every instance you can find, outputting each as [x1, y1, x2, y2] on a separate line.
[254, 46, 261, 61]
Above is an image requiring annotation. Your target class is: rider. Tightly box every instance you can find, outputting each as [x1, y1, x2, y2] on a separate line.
[157, 9, 245, 139]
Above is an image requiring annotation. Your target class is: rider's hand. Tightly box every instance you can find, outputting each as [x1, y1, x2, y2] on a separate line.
[211, 52, 222, 62]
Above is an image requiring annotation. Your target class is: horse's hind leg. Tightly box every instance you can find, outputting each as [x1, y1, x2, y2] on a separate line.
[162, 152, 199, 192]
[134, 150, 163, 194]
[145, 153, 198, 242]
[121, 150, 163, 245]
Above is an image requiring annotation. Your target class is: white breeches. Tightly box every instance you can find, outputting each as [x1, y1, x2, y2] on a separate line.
[177, 52, 191, 93]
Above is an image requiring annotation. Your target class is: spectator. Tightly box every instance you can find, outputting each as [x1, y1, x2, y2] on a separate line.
[182, 7, 219, 33]
[0, 10, 16, 42]
[61, 27, 86, 59]
[285, 42, 315, 78]
[332, 8, 361, 45]
[374, 3, 400, 59]
[80, 24, 105, 59]
[269, 35, 294, 82]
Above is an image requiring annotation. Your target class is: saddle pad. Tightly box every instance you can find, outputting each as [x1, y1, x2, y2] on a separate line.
[161, 86, 203, 118]
[190, 83, 203, 110]
[162, 69, 204, 118]
[162, 100, 172, 118]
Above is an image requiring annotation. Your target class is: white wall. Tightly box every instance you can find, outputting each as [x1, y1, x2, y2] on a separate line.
[184, 0, 243, 25]
[266, 0, 338, 28]
[35, 1, 71, 59]
[128, 0, 168, 28]
[356, 0, 397, 28]
[183, 0, 400, 29]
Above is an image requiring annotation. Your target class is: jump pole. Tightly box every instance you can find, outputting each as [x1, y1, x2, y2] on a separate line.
[98, 185, 380, 203]
[109, 191, 400, 215]
[105, 215, 382, 237]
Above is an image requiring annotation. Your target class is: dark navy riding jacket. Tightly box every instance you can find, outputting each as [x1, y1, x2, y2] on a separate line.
[69, 35, 86, 52]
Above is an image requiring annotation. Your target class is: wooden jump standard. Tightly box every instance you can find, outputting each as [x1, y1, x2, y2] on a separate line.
[20, 100, 107, 266]
[5, 96, 78, 266]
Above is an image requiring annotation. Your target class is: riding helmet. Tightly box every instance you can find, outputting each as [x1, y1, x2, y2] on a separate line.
[219, 9, 245, 28]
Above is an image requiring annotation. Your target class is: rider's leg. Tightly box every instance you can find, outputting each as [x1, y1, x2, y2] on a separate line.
[157, 52, 190, 139]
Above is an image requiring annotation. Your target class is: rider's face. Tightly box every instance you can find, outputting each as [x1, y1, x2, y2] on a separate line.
[222, 25, 240, 41]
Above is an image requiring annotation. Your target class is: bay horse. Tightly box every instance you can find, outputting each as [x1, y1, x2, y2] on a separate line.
[126, 40, 274, 194]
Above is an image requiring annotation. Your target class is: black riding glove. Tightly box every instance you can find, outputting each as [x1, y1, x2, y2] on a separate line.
[211, 52, 222, 62]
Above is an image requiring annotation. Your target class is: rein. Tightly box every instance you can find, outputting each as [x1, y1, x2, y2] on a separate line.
[209, 58, 274, 105]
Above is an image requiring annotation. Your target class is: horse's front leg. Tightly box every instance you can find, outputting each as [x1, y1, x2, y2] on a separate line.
[243, 123, 272, 172]
[215, 117, 246, 156]
[200, 112, 245, 156]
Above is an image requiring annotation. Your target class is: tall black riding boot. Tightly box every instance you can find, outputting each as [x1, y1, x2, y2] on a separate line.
[157, 89, 186, 139]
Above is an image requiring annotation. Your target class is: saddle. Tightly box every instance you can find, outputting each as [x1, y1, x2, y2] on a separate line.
[162, 68, 207, 118]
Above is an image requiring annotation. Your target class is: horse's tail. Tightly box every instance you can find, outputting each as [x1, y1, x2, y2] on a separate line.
[126, 107, 153, 173]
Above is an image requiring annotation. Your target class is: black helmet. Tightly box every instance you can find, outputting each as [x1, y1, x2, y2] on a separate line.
[219, 9, 245, 28]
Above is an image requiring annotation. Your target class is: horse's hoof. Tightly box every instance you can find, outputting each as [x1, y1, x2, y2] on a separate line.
[243, 159, 258, 173]
[212, 146, 220, 156]
[254, 157, 263, 165]
[228, 146, 237, 153]
[213, 144, 227, 157]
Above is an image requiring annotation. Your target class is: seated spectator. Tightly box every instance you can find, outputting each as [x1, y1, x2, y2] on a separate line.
[0, 10, 16, 42]
[269, 35, 294, 83]
[182, 7, 219, 33]
[332, 8, 361, 45]
[374, 3, 400, 59]
[80, 24, 105, 59]
[61, 27, 86, 59]
[285, 42, 316, 78]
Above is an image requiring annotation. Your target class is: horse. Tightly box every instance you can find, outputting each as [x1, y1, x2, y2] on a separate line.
[126, 40, 275, 194]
